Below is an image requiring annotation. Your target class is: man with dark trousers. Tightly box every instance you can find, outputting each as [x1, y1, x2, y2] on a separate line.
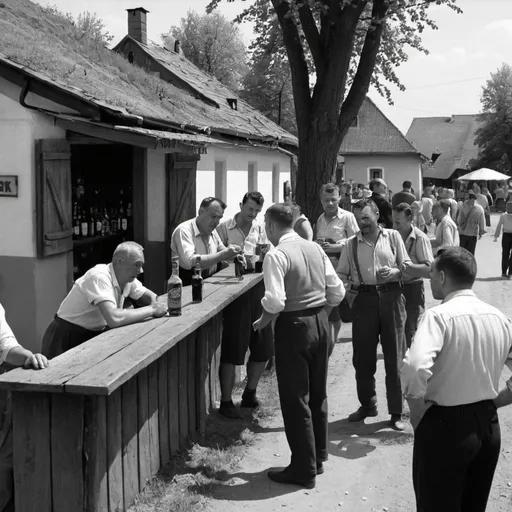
[253, 203, 345, 489]
[370, 178, 393, 228]
[337, 199, 411, 430]
[402, 247, 512, 512]
[392, 203, 433, 348]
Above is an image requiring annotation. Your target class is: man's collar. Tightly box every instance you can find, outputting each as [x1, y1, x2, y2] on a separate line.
[406, 226, 418, 241]
[226, 213, 257, 230]
[108, 263, 121, 290]
[323, 207, 345, 220]
[278, 232, 300, 244]
[442, 289, 476, 303]
[357, 226, 387, 242]
[192, 218, 201, 237]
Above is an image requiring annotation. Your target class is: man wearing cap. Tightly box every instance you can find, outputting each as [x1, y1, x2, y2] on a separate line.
[254, 203, 345, 488]
[171, 197, 242, 285]
[42, 241, 168, 358]
[215, 192, 274, 418]
[457, 191, 485, 255]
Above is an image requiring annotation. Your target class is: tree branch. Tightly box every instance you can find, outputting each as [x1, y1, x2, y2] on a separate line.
[339, 0, 390, 132]
[271, 0, 312, 130]
[296, 0, 325, 75]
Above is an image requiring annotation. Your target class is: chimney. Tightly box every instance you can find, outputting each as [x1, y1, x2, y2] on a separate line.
[126, 7, 149, 46]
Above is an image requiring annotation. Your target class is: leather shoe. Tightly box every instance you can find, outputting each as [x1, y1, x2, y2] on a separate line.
[218, 400, 242, 419]
[348, 406, 378, 422]
[390, 414, 405, 431]
[267, 468, 315, 489]
[316, 462, 324, 475]
[241, 389, 259, 408]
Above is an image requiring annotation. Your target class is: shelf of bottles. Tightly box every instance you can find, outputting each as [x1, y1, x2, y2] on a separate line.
[72, 178, 133, 281]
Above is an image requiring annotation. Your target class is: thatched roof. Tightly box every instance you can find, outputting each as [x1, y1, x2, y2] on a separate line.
[0, 0, 297, 147]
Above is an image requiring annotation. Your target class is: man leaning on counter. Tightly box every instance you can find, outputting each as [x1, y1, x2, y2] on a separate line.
[171, 197, 242, 285]
[42, 241, 167, 359]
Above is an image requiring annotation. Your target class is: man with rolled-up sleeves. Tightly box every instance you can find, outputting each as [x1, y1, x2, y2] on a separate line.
[0, 304, 49, 512]
[253, 203, 345, 489]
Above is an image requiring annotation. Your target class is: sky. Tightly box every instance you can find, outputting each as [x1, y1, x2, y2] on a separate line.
[34, 0, 512, 134]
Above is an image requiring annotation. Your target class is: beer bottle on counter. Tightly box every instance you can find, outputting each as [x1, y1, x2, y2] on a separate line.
[110, 208, 118, 234]
[167, 257, 182, 316]
[191, 255, 203, 303]
[234, 253, 244, 280]
[73, 203, 80, 240]
[102, 209, 110, 236]
[95, 208, 102, 236]
[88, 208, 95, 237]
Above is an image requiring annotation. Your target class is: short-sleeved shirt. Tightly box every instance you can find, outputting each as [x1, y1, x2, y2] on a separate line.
[434, 215, 459, 253]
[216, 215, 267, 264]
[171, 218, 226, 273]
[315, 207, 359, 267]
[0, 304, 20, 365]
[57, 264, 147, 331]
[402, 226, 434, 283]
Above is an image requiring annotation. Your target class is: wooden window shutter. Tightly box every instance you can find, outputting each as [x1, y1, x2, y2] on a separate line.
[36, 139, 73, 258]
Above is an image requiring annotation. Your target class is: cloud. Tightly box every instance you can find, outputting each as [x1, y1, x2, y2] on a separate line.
[484, 19, 512, 35]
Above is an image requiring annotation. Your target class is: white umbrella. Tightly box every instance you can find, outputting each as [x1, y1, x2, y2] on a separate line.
[457, 168, 511, 181]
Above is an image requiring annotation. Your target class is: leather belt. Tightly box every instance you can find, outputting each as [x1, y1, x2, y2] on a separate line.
[352, 281, 403, 293]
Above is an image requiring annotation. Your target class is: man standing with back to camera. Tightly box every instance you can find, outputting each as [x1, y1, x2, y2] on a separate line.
[402, 247, 512, 512]
[253, 203, 345, 489]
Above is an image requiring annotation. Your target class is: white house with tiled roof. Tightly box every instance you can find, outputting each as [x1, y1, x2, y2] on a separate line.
[340, 97, 426, 196]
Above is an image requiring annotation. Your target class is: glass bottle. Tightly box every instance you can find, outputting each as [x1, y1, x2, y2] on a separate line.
[191, 255, 203, 303]
[167, 257, 182, 316]
[234, 253, 244, 280]
[80, 207, 88, 238]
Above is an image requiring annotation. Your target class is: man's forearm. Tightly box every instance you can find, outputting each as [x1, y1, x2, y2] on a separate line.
[199, 250, 229, 268]
[5, 346, 33, 367]
[494, 386, 512, 408]
[403, 263, 431, 279]
[138, 291, 158, 306]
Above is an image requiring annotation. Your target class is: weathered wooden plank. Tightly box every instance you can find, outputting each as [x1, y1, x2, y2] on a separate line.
[51, 394, 84, 512]
[107, 389, 124, 512]
[158, 355, 171, 466]
[63, 271, 263, 395]
[148, 361, 160, 476]
[137, 368, 152, 491]
[0, 278, 227, 393]
[187, 332, 197, 435]
[12, 392, 52, 512]
[84, 396, 108, 512]
[196, 323, 209, 435]
[168, 345, 180, 454]
[178, 338, 189, 444]
[121, 377, 139, 507]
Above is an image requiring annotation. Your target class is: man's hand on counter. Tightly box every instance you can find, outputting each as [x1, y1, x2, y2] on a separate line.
[152, 302, 168, 318]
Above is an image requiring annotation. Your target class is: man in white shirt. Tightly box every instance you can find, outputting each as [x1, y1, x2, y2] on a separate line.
[253, 203, 344, 489]
[431, 200, 459, 254]
[171, 197, 242, 284]
[401, 247, 512, 512]
[215, 192, 273, 418]
[457, 191, 486, 255]
[42, 242, 167, 358]
[0, 304, 49, 512]
[315, 183, 359, 342]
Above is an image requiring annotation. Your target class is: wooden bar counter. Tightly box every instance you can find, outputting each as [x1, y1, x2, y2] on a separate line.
[0, 265, 264, 512]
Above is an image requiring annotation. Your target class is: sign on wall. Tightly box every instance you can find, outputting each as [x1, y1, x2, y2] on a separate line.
[0, 175, 18, 197]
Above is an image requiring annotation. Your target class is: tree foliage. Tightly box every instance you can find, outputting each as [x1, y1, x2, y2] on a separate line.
[208, 0, 461, 220]
[474, 63, 512, 175]
[162, 10, 248, 91]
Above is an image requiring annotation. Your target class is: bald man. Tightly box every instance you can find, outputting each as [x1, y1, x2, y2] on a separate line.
[42, 241, 167, 358]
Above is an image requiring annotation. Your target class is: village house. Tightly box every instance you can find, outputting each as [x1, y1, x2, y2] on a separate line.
[339, 97, 426, 195]
[0, 0, 297, 352]
[406, 114, 480, 192]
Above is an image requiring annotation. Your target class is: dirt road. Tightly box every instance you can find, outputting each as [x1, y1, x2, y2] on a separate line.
[204, 214, 512, 512]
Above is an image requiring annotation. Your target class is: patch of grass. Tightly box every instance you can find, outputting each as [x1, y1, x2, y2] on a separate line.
[128, 368, 280, 512]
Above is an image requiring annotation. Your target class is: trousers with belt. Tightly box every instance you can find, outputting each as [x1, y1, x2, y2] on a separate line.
[413, 400, 500, 512]
[402, 280, 425, 349]
[274, 306, 330, 480]
[351, 285, 406, 415]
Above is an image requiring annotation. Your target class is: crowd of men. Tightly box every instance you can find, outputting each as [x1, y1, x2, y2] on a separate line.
[1, 177, 512, 511]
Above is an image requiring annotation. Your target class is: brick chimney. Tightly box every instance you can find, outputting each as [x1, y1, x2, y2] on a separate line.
[126, 7, 149, 46]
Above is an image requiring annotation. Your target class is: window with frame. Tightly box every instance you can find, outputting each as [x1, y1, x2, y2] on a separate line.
[369, 168, 383, 180]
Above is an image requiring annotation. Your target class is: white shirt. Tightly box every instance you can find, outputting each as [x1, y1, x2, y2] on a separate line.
[0, 304, 20, 364]
[261, 233, 345, 314]
[216, 215, 267, 264]
[57, 264, 147, 331]
[433, 215, 459, 253]
[171, 218, 226, 273]
[401, 290, 512, 406]
[315, 207, 359, 267]
[402, 226, 434, 283]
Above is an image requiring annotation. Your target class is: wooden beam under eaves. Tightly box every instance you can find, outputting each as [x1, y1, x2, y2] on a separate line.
[66, 132, 117, 145]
